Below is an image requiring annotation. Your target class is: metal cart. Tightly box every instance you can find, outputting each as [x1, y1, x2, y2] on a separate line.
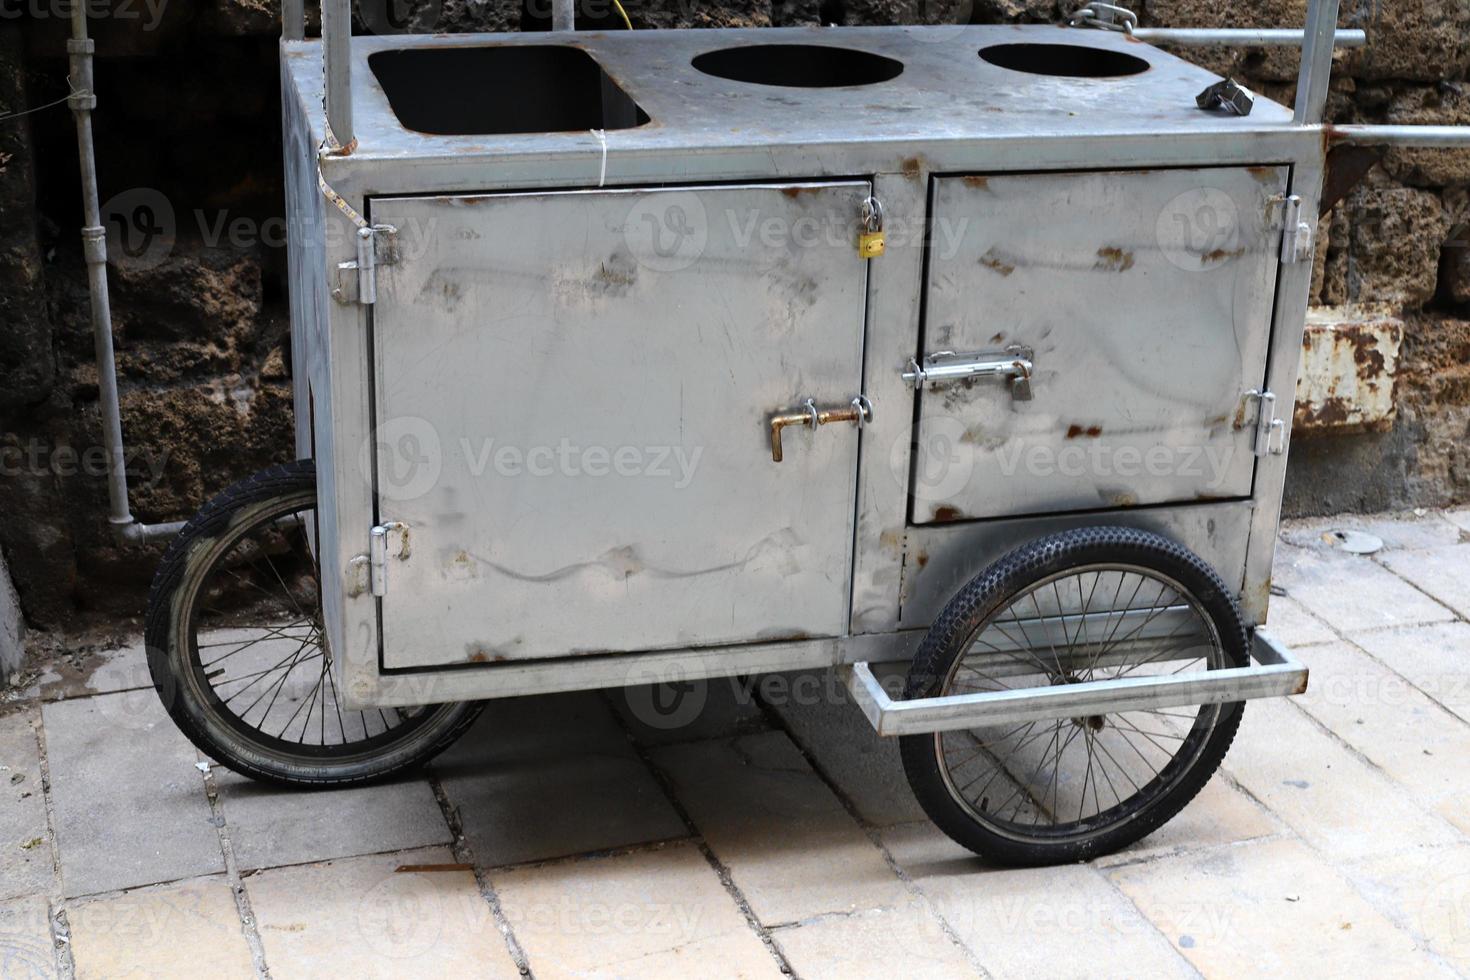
[138, 1, 1470, 864]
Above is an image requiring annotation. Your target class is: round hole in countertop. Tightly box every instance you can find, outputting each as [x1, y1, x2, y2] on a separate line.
[691, 44, 904, 88]
[978, 42, 1150, 79]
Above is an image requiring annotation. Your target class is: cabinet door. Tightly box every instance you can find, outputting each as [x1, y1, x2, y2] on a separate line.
[912, 167, 1287, 523]
[371, 182, 870, 668]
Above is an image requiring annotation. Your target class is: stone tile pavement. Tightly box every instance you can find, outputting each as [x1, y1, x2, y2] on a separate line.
[1, 510, 1469, 977]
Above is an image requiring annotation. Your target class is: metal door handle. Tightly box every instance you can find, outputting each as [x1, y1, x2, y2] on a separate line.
[769, 396, 873, 462]
[902, 345, 1034, 401]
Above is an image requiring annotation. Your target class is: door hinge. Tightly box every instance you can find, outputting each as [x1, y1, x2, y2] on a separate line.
[367, 521, 410, 597]
[332, 223, 398, 306]
[1270, 195, 1313, 264]
[1246, 389, 1286, 456]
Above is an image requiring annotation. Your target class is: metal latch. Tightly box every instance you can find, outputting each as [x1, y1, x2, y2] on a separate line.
[1246, 389, 1286, 456]
[902, 346, 1034, 401]
[332, 223, 398, 305]
[769, 396, 873, 462]
[1270, 195, 1313, 264]
[368, 521, 410, 597]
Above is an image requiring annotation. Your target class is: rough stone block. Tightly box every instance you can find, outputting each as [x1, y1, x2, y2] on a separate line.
[1384, 84, 1470, 187]
[1345, 184, 1451, 309]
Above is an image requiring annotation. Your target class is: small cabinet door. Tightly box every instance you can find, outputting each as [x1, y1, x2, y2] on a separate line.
[912, 166, 1287, 523]
[370, 182, 871, 668]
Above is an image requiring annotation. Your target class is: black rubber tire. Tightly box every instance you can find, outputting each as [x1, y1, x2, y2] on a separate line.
[144, 459, 483, 787]
[899, 526, 1248, 866]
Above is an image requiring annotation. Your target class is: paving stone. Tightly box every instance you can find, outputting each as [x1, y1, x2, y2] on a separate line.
[1280, 514, 1465, 552]
[1351, 622, 1470, 724]
[1092, 776, 1282, 866]
[1260, 593, 1338, 649]
[1220, 697, 1459, 860]
[42, 693, 223, 898]
[651, 733, 908, 926]
[432, 693, 686, 868]
[68, 876, 255, 979]
[1109, 838, 1447, 977]
[771, 903, 977, 980]
[493, 841, 780, 979]
[1349, 843, 1470, 973]
[214, 769, 449, 872]
[22, 640, 151, 704]
[246, 846, 519, 978]
[0, 896, 57, 979]
[881, 822, 1193, 979]
[608, 676, 770, 748]
[1378, 545, 1470, 619]
[0, 710, 53, 902]
[1445, 509, 1470, 535]
[1292, 642, 1470, 834]
[765, 670, 927, 827]
[1272, 544, 1455, 634]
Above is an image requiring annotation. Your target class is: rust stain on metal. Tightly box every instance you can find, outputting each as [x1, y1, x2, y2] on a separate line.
[979, 249, 1016, 277]
[1321, 144, 1386, 216]
[1094, 246, 1135, 273]
[962, 175, 991, 189]
[930, 505, 965, 523]
[900, 156, 922, 177]
[1200, 246, 1246, 265]
[756, 628, 815, 642]
[914, 550, 929, 569]
[1295, 316, 1402, 433]
[1065, 424, 1102, 439]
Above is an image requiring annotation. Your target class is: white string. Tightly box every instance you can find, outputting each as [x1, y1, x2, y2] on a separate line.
[592, 129, 608, 188]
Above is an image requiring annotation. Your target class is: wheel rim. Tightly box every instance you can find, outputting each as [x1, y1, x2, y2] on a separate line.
[933, 563, 1229, 844]
[177, 491, 442, 762]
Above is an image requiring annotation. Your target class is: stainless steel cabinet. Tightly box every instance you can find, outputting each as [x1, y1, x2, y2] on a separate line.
[912, 167, 1288, 523]
[370, 182, 872, 668]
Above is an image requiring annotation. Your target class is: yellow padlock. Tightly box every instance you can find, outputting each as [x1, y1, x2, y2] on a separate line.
[858, 229, 886, 259]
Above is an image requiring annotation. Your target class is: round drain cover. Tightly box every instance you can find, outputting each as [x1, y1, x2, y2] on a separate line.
[1323, 529, 1384, 555]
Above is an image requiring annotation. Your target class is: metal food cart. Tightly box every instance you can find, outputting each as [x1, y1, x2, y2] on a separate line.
[127, 0, 1470, 863]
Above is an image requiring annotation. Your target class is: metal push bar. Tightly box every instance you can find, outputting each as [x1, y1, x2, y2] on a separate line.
[844, 631, 1308, 737]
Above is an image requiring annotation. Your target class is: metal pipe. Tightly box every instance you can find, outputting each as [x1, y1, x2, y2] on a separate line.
[1294, 0, 1341, 124]
[322, 0, 353, 148]
[282, 0, 304, 41]
[1328, 125, 1470, 148]
[1132, 27, 1365, 48]
[551, 0, 575, 31]
[68, 1, 183, 546]
[68, 2, 131, 532]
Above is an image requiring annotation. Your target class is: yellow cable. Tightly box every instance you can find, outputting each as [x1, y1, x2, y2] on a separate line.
[612, 0, 633, 29]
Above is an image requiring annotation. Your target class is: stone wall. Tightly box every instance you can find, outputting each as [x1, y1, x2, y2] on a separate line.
[0, 0, 1467, 628]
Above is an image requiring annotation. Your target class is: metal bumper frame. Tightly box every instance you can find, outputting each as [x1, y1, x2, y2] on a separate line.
[843, 630, 1307, 737]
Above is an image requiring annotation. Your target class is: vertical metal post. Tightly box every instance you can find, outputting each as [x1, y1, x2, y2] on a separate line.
[552, 0, 575, 31]
[322, 0, 353, 148]
[1294, 0, 1341, 124]
[68, 0, 133, 531]
[283, 0, 305, 41]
